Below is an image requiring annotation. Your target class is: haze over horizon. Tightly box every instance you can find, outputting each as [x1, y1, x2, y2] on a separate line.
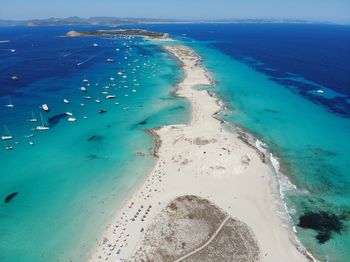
[0, 0, 349, 23]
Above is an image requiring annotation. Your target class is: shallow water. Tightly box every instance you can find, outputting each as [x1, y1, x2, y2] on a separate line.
[122, 23, 350, 261]
[0, 26, 189, 261]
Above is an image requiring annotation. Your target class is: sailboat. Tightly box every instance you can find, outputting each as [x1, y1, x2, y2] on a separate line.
[27, 112, 37, 122]
[1, 125, 13, 140]
[36, 112, 50, 131]
[5, 97, 14, 108]
[95, 93, 101, 103]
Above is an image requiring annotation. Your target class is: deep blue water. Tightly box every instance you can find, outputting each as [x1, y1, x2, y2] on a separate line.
[123, 23, 350, 117]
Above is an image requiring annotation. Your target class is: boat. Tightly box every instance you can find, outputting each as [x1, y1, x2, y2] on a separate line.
[27, 112, 37, 122]
[10, 49, 16, 53]
[99, 109, 107, 114]
[95, 94, 101, 103]
[36, 112, 50, 131]
[84, 96, 92, 99]
[80, 86, 87, 92]
[11, 76, 19, 81]
[5, 146, 13, 150]
[65, 112, 73, 116]
[83, 79, 89, 83]
[107, 59, 115, 63]
[41, 104, 49, 112]
[67, 117, 76, 122]
[25, 134, 34, 138]
[1, 125, 13, 140]
[63, 99, 70, 104]
[106, 95, 116, 99]
[5, 97, 14, 108]
[29, 141, 34, 146]
[316, 89, 324, 93]
[92, 43, 99, 47]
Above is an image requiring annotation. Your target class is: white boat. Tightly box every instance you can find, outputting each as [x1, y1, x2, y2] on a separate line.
[5, 97, 14, 108]
[316, 89, 324, 93]
[67, 117, 76, 122]
[36, 112, 50, 131]
[84, 96, 92, 99]
[63, 99, 70, 104]
[83, 79, 89, 83]
[5, 146, 13, 150]
[1, 125, 13, 140]
[95, 94, 101, 103]
[80, 86, 87, 92]
[11, 76, 19, 80]
[41, 104, 49, 112]
[10, 49, 16, 53]
[110, 77, 115, 81]
[107, 59, 115, 63]
[29, 141, 34, 146]
[106, 95, 116, 99]
[101, 91, 108, 95]
[65, 112, 73, 116]
[92, 43, 99, 47]
[80, 103, 85, 107]
[27, 112, 37, 122]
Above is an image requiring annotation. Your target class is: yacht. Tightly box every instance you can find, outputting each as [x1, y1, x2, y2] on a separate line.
[65, 112, 73, 116]
[36, 112, 50, 131]
[11, 76, 19, 81]
[83, 79, 89, 83]
[41, 104, 49, 112]
[80, 86, 87, 92]
[63, 99, 70, 104]
[1, 125, 13, 140]
[67, 117, 76, 122]
[27, 112, 37, 122]
[5, 97, 14, 108]
[106, 95, 116, 99]
[92, 43, 99, 47]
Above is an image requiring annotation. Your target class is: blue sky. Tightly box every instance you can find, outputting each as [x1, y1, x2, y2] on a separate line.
[1, 0, 349, 23]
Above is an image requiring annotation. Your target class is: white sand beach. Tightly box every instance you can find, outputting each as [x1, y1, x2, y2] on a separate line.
[89, 44, 310, 262]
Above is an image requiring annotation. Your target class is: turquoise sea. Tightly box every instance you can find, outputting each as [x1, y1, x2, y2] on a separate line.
[0, 26, 189, 261]
[1, 24, 350, 262]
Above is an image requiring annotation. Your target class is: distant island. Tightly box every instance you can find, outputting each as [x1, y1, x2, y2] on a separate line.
[66, 29, 168, 39]
[0, 16, 327, 27]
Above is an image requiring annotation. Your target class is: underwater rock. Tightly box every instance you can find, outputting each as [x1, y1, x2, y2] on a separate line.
[4, 192, 18, 203]
[48, 113, 66, 127]
[87, 135, 103, 142]
[298, 211, 344, 244]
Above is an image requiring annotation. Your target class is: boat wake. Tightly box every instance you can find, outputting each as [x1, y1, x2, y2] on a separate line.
[77, 56, 96, 66]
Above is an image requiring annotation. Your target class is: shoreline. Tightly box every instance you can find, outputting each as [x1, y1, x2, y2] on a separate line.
[89, 41, 313, 261]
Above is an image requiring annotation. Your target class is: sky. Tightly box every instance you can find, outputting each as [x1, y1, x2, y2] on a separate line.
[0, 0, 349, 23]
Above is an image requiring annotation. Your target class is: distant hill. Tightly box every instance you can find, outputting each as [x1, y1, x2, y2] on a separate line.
[0, 17, 324, 27]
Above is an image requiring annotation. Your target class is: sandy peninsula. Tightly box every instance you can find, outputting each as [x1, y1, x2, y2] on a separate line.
[89, 43, 312, 261]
